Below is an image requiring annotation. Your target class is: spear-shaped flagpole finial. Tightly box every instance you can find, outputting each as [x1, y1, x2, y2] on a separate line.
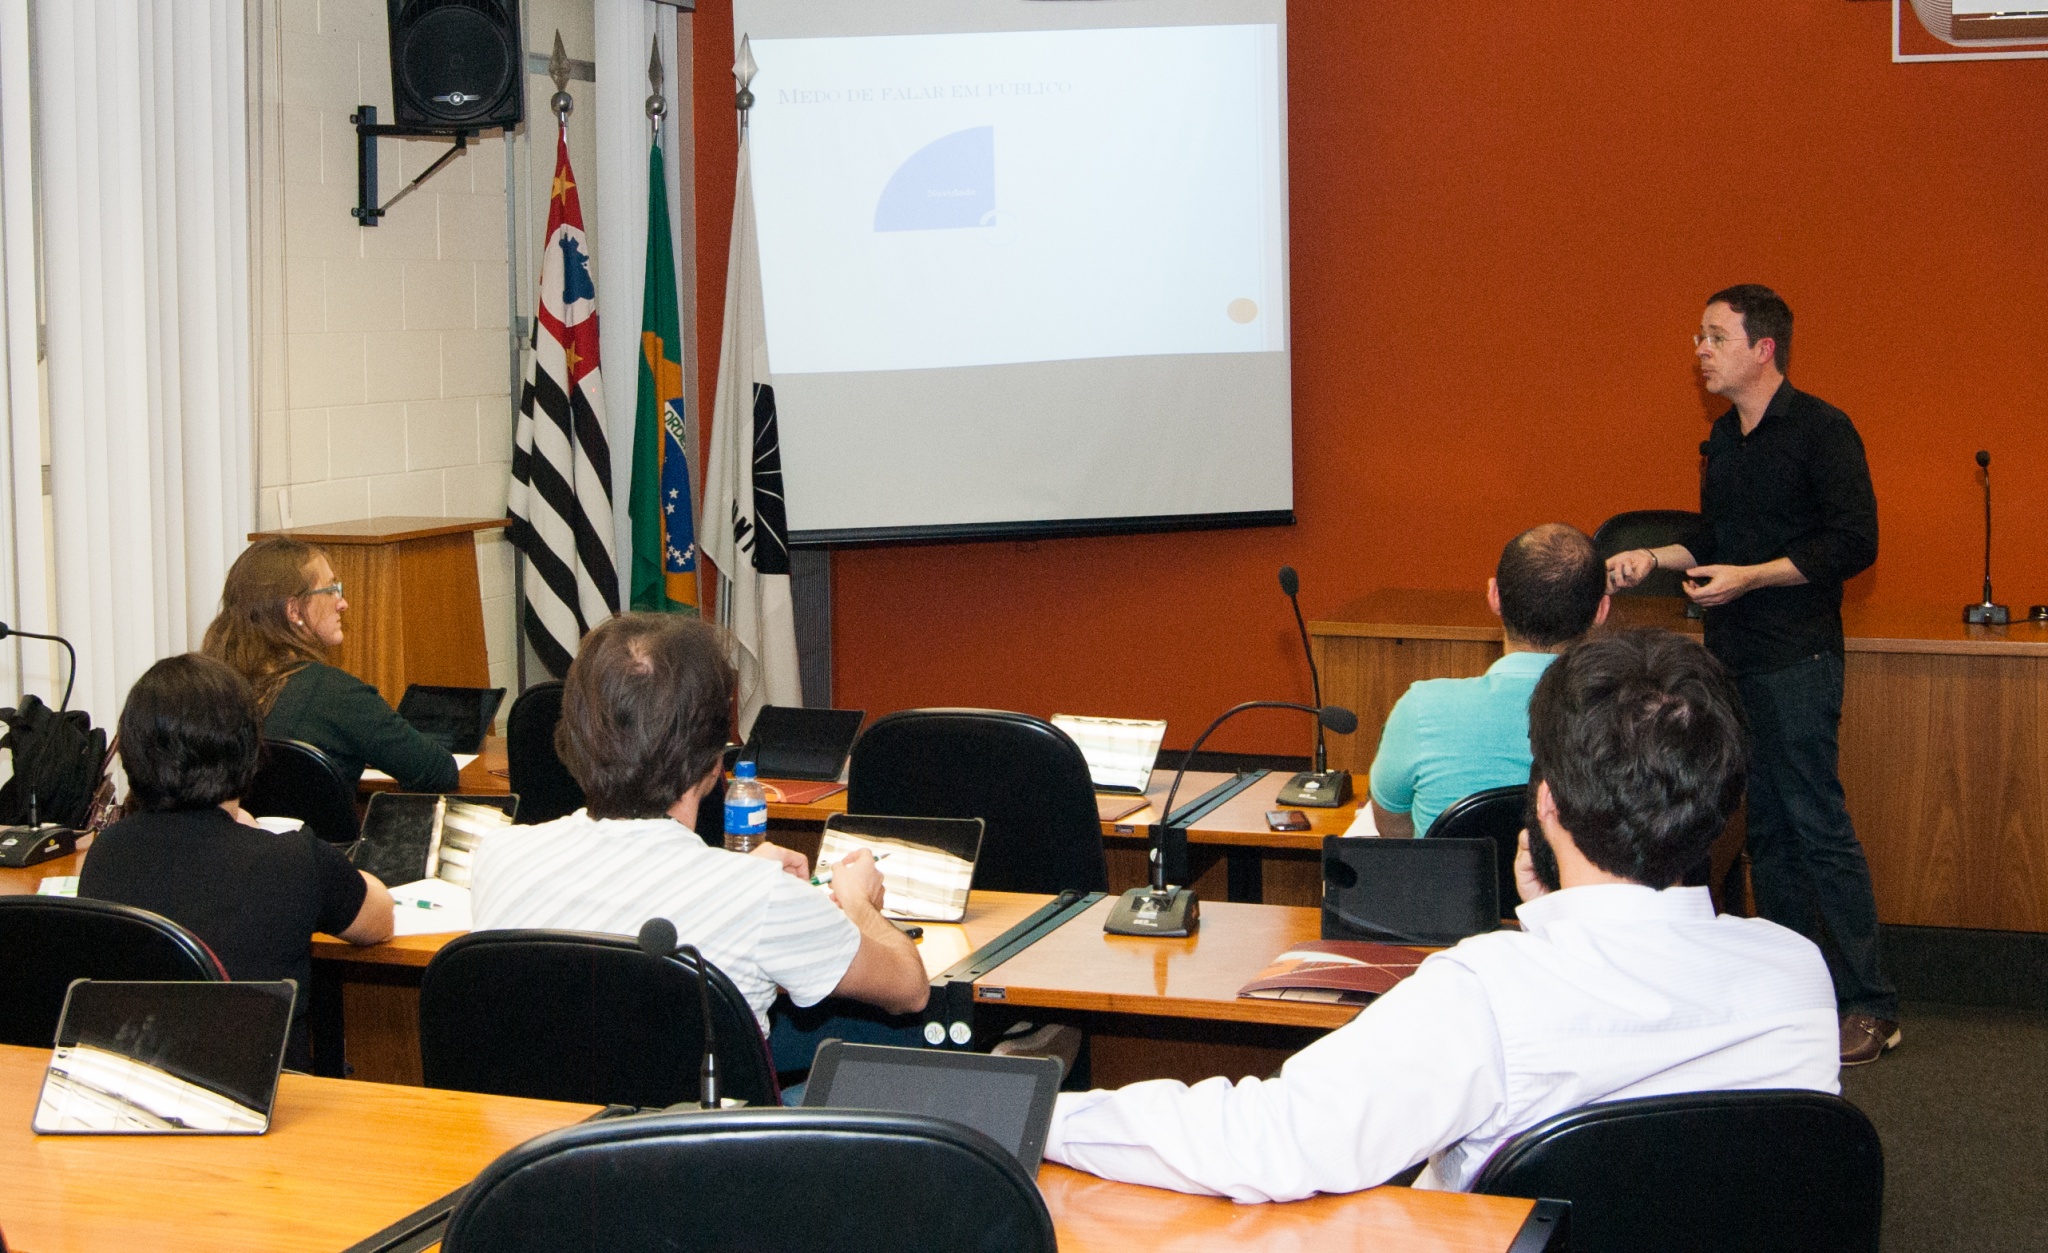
[647, 34, 667, 135]
[549, 31, 573, 123]
[734, 34, 758, 125]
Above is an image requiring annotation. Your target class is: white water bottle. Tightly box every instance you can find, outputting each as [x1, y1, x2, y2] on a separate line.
[723, 760, 767, 853]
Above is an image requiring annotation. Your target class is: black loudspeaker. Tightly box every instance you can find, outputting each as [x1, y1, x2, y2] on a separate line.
[387, 0, 524, 132]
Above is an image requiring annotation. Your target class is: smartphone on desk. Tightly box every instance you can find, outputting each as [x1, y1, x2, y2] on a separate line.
[1266, 809, 1311, 832]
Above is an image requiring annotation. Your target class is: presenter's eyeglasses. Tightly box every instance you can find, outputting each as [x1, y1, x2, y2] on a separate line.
[1691, 333, 1752, 349]
[304, 582, 344, 598]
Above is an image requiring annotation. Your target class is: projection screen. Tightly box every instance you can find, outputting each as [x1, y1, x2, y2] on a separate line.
[731, 0, 1291, 545]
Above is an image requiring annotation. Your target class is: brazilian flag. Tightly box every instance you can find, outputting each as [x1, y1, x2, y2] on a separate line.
[629, 141, 699, 613]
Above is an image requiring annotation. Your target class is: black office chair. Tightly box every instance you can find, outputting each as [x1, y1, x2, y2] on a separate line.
[419, 929, 778, 1109]
[505, 681, 586, 825]
[1473, 1089, 1884, 1252]
[243, 738, 360, 844]
[0, 896, 227, 1047]
[848, 708, 1107, 894]
[441, 1108, 1057, 1253]
[1592, 509, 1705, 598]
[1424, 785, 1526, 911]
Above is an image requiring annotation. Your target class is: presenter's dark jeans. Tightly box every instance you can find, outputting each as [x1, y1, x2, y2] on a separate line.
[1737, 653, 1898, 1019]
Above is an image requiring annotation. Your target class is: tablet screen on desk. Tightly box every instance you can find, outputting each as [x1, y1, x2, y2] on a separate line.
[801, 1042, 1062, 1173]
[396, 684, 506, 755]
[820, 814, 983, 922]
[33, 980, 296, 1135]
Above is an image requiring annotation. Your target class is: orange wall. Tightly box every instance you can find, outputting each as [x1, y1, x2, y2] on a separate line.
[696, 1, 2048, 753]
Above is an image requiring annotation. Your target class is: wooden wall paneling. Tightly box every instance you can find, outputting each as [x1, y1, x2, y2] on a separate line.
[1844, 652, 2048, 932]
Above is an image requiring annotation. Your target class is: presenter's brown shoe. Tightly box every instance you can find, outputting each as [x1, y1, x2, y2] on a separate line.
[1840, 1014, 1901, 1066]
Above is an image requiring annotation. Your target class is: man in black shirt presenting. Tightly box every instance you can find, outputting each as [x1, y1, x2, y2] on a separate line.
[1606, 285, 1899, 1065]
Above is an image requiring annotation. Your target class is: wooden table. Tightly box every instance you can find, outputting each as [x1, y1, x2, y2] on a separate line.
[390, 741, 1356, 908]
[0, 1043, 599, 1252]
[0, 1044, 1538, 1253]
[1038, 1164, 1540, 1253]
[358, 735, 511, 797]
[1312, 588, 2048, 932]
[975, 896, 1368, 1088]
[309, 891, 1059, 1087]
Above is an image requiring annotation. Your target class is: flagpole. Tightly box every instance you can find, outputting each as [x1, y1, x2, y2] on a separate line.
[717, 37, 758, 637]
[550, 37, 579, 638]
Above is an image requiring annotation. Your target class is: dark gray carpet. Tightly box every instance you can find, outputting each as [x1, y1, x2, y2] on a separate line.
[1840, 1002, 2048, 1252]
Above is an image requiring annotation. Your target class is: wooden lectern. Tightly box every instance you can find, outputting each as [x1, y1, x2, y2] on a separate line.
[249, 517, 508, 707]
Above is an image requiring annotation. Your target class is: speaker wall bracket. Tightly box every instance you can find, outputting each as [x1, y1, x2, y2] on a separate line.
[348, 105, 476, 227]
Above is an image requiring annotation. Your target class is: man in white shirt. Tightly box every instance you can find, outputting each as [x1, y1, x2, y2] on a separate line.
[1046, 629, 1839, 1200]
[471, 614, 928, 1044]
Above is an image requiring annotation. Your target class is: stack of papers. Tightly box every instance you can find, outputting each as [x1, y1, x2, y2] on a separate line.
[387, 878, 473, 935]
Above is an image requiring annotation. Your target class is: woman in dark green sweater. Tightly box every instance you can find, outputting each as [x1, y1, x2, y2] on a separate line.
[202, 537, 459, 792]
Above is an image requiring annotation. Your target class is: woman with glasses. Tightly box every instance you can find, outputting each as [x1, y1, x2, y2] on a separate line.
[202, 537, 459, 792]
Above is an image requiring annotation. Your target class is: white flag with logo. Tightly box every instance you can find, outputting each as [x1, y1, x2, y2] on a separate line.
[703, 134, 800, 729]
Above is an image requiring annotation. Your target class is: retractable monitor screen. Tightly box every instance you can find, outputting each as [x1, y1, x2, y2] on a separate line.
[33, 981, 297, 1135]
[734, 0, 1291, 543]
[396, 684, 507, 755]
[820, 813, 984, 922]
[802, 1041, 1063, 1172]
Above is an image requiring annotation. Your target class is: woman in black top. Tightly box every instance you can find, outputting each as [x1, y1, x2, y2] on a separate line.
[202, 537, 459, 791]
[80, 655, 395, 1070]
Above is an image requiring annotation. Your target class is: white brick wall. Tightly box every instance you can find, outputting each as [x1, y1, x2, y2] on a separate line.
[255, 0, 521, 698]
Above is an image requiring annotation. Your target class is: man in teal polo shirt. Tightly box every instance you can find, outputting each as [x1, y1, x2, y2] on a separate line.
[1369, 524, 1609, 838]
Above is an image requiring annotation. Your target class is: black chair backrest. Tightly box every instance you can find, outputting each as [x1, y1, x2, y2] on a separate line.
[1473, 1089, 1884, 1253]
[442, 1108, 1057, 1253]
[847, 708, 1107, 895]
[505, 682, 585, 826]
[1424, 784, 1526, 911]
[0, 896, 226, 1047]
[419, 929, 777, 1109]
[1592, 509, 1704, 598]
[243, 738, 360, 844]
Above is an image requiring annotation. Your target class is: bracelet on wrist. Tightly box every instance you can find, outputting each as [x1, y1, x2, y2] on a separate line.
[1641, 549, 1658, 573]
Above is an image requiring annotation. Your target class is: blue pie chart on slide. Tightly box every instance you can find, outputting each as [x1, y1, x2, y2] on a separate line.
[874, 126, 995, 232]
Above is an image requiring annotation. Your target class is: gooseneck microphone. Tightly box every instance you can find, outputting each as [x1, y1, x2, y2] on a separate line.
[638, 917, 720, 1109]
[1104, 699, 1358, 938]
[0, 622, 78, 712]
[1964, 449, 2010, 626]
[1275, 567, 1354, 808]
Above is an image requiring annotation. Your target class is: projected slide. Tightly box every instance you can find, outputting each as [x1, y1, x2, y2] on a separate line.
[746, 24, 1286, 375]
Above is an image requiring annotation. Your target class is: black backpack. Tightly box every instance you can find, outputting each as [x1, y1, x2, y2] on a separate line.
[0, 696, 109, 830]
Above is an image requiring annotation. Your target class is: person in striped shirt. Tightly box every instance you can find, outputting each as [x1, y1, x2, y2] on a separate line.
[471, 614, 928, 1054]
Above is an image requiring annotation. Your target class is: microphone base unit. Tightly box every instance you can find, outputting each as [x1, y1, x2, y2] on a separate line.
[1964, 602, 2011, 626]
[1276, 770, 1352, 809]
[2029, 606, 2048, 623]
[1103, 886, 1199, 938]
[0, 824, 76, 868]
